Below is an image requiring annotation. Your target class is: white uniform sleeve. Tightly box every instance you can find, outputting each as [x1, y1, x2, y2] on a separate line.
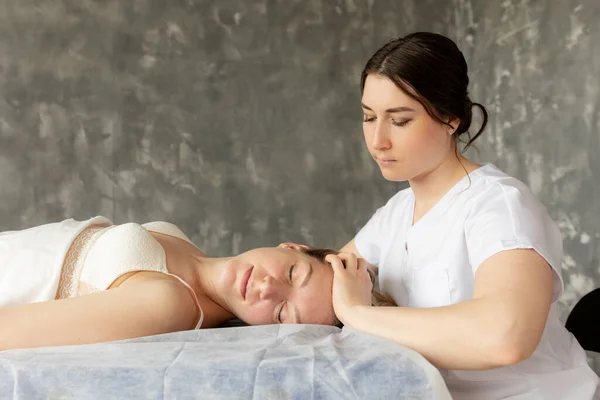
[354, 206, 386, 267]
[464, 182, 564, 301]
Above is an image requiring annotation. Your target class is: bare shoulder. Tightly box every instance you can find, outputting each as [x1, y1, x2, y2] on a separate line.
[119, 274, 199, 331]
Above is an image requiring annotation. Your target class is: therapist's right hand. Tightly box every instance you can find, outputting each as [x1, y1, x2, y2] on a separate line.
[325, 253, 373, 325]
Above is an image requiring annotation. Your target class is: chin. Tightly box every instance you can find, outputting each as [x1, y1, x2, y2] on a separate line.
[380, 169, 410, 182]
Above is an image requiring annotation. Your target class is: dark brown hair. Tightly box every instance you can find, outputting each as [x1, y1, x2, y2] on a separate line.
[302, 248, 396, 328]
[361, 32, 488, 150]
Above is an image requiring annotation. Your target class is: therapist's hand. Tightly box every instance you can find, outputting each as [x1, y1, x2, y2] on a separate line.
[325, 252, 373, 325]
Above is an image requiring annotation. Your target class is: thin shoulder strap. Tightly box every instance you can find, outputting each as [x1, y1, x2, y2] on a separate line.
[142, 222, 204, 328]
[167, 273, 204, 329]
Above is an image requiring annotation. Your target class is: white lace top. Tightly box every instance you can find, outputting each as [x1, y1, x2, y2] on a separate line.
[55, 221, 204, 329]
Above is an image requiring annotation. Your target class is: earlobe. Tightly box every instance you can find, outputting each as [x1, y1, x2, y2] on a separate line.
[277, 242, 310, 251]
[447, 118, 460, 135]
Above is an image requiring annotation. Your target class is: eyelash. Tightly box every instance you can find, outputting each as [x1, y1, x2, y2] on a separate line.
[362, 116, 411, 127]
[277, 264, 296, 323]
[393, 119, 411, 127]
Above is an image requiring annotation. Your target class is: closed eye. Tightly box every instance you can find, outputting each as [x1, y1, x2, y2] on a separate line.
[277, 302, 286, 323]
[363, 115, 375, 122]
[392, 119, 411, 127]
[277, 265, 296, 323]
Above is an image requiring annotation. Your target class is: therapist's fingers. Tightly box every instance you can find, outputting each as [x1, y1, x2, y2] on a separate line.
[325, 254, 346, 274]
[325, 253, 370, 279]
[337, 253, 370, 281]
[336, 252, 359, 273]
[354, 258, 372, 284]
[356, 257, 371, 272]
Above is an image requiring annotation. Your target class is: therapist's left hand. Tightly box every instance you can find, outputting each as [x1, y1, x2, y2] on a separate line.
[325, 252, 373, 324]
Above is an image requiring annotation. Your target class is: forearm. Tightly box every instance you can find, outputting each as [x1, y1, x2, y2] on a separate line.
[344, 297, 532, 370]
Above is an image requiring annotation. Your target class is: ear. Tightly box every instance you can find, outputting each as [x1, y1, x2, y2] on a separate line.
[277, 242, 310, 251]
[447, 117, 460, 135]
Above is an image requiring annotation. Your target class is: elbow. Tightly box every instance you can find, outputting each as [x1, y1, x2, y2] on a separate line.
[487, 331, 540, 367]
[490, 342, 532, 367]
[480, 307, 545, 368]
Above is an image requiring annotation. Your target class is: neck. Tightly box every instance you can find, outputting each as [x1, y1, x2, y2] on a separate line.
[190, 254, 234, 313]
[408, 151, 479, 218]
[152, 232, 237, 325]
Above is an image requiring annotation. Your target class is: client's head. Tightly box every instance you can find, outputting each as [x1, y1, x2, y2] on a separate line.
[298, 247, 396, 328]
[219, 244, 395, 327]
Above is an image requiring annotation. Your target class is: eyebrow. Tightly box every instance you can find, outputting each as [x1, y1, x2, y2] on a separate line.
[292, 262, 313, 324]
[361, 103, 415, 114]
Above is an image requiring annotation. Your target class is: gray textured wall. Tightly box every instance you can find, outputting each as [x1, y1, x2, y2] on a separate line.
[1, 0, 599, 366]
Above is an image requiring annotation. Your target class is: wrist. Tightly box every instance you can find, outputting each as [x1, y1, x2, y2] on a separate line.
[341, 304, 371, 328]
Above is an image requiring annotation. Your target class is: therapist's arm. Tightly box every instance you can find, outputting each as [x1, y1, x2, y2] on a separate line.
[329, 249, 553, 371]
[340, 238, 360, 255]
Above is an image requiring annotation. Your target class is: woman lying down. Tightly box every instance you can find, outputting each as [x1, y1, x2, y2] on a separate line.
[0, 216, 394, 350]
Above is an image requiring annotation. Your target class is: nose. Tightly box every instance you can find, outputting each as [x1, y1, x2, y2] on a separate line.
[259, 276, 285, 301]
[370, 121, 391, 151]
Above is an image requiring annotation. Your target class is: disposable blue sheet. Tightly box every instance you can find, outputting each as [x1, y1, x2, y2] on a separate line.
[0, 325, 451, 399]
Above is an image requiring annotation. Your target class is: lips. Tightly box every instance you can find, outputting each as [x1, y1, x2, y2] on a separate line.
[375, 157, 396, 166]
[240, 266, 253, 300]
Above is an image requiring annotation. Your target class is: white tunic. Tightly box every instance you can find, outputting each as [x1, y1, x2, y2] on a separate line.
[0, 217, 203, 329]
[355, 164, 598, 399]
